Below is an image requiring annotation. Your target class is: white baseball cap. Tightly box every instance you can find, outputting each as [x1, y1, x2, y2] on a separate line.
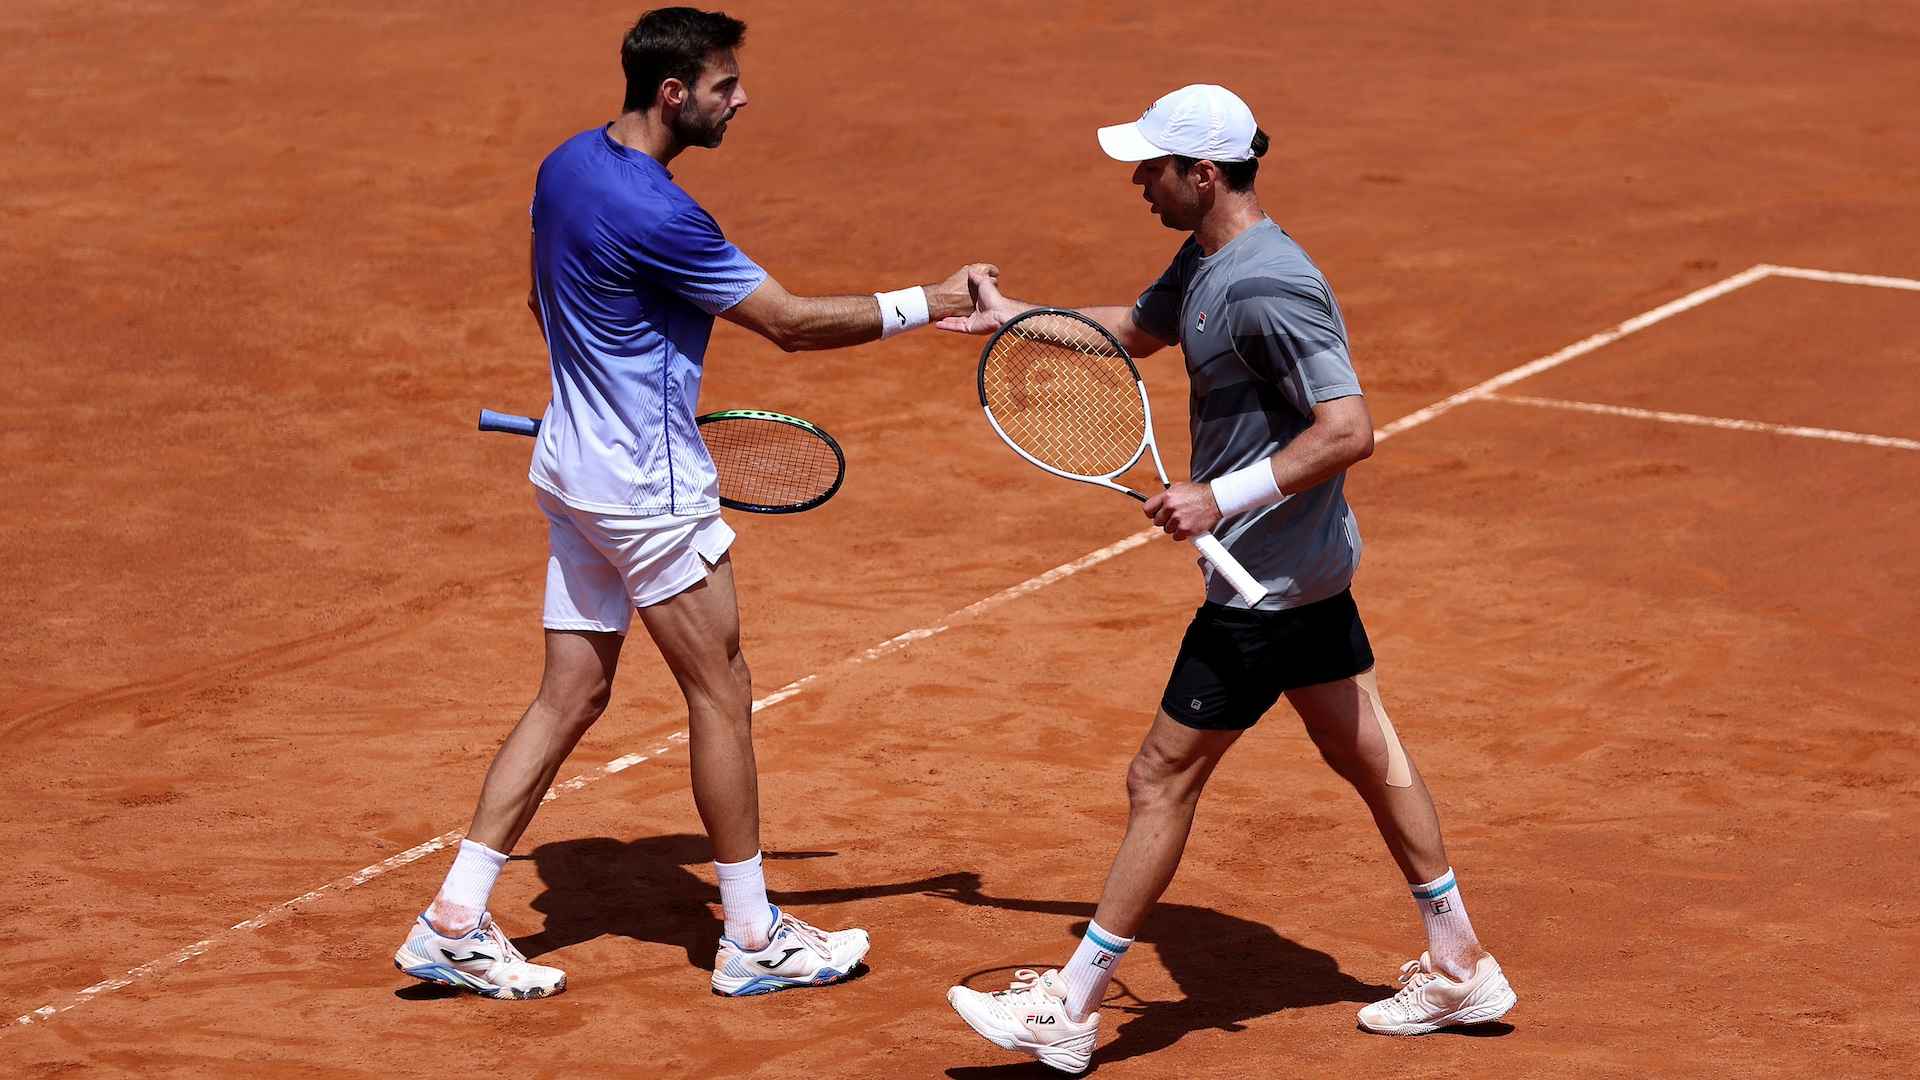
[1098, 84, 1259, 163]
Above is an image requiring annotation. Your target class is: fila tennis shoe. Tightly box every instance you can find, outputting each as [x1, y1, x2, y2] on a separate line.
[1357, 950, 1516, 1034]
[947, 968, 1100, 1074]
[393, 912, 566, 1000]
[710, 905, 870, 996]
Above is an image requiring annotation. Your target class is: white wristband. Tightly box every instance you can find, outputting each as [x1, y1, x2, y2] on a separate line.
[874, 286, 930, 339]
[1209, 460, 1287, 519]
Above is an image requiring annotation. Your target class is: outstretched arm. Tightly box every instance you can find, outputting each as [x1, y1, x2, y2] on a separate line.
[722, 263, 998, 352]
[935, 272, 1168, 358]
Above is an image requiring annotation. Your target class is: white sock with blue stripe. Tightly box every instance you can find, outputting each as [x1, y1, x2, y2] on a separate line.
[716, 851, 774, 949]
[1410, 867, 1480, 980]
[1062, 919, 1132, 1021]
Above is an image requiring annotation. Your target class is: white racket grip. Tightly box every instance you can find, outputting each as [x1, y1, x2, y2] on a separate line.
[1192, 532, 1268, 606]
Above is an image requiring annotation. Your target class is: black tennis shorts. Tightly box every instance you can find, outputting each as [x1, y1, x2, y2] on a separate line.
[1160, 588, 1374, 731]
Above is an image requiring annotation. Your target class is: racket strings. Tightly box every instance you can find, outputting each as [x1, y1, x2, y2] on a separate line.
[700, 419, 841, 509]
[982, 317, 1145, 478]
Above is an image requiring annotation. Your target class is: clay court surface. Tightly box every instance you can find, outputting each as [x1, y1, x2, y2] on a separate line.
[5, 1, 1918, 1076]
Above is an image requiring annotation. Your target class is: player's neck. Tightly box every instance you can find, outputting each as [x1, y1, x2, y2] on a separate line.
[1192, 196, 1265, 256]
[607, 112, 686, 165]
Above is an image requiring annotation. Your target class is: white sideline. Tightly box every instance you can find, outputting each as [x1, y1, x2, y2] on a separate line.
[1374, 263, 1776, 440]
[1489, 394, 1920, 452]
[14, 260, 1914, 1029]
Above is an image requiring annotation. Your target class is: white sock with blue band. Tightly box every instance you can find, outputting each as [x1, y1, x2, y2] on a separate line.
[716, 851, 774, 949]
[1410, 867, 1480, 979]
[1062, 919, 1132, 1021]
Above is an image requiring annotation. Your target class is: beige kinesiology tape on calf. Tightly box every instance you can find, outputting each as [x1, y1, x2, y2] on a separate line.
[1355, 671, 1412, 788]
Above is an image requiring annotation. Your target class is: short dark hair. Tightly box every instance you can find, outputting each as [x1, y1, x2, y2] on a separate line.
[1173, 128, 1270, 192]
[621, 7, 747, 113]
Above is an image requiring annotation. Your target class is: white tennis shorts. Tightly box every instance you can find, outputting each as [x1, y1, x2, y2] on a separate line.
[536, 488, 736, 634]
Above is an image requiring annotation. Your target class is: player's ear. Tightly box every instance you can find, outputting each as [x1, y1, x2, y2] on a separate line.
[659, 76, 688, 111]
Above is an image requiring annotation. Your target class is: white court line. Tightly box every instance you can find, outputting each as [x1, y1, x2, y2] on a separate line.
[14, 260, 1910, 1029]
[1764, 265, 1920, 292]
[1375, 263, 1776, 439]
[1489, 394, 1920, 451]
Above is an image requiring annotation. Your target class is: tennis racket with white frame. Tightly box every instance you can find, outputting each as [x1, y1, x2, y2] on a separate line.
[977, 308, 1269, 605]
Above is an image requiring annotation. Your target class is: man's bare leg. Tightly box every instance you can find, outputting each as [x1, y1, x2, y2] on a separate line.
[1090, 711, 1244, 938]
[1286, 670, 1497, 987]
[636, 554, 870, 993]
[633, 555, 758, 865]
[947, 711, 1240, 1066]
[427, 629, 624, 935]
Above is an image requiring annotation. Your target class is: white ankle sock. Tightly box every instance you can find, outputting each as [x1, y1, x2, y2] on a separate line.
[1411, 867, 1479, 979]
[431, 838, 508, 933]
[715, 851, 773, 948]
[1061, 919, 1131, 1021]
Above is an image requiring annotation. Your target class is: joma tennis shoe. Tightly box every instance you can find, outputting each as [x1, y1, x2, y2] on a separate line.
[710, 905, 869, 996]
[393, 912, 566, 1000]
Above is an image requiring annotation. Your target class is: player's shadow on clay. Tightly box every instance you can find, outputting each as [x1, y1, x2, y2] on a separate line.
[930, 880, 1501, 1076]
[507, 832, 978, 972]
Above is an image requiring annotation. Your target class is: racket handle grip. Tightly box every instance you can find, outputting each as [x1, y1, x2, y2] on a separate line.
[479, 409, 540, 437]
[1192, 532, 1269, 606]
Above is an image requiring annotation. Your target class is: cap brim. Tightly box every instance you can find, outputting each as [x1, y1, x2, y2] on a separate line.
[1097, 122, 1168, 162]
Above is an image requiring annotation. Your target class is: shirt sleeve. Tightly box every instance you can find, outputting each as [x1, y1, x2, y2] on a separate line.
[633, 206, 768, 315]
[1223, 276, 1362, 405]
[1130, 241, 1195, 345]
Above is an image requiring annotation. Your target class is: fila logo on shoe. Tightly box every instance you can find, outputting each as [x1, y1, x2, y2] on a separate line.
[1028, 1015, 1056, 1025]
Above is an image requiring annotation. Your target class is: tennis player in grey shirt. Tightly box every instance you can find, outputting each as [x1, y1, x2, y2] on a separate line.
[939, 85, 1517, 1073]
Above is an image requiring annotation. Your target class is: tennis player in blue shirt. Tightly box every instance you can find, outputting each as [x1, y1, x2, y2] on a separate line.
[393, 7, 994, 1001]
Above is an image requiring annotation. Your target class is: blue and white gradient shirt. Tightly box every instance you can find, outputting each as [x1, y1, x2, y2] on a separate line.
[527, 127, 767, 516]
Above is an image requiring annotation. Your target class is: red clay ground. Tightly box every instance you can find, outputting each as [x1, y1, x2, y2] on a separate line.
[4, 1, 1917, 1076]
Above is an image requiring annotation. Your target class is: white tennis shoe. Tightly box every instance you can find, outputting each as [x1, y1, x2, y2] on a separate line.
[947, 968, 1100, 1074]
[393, 912, 566, 1000]
[1357, 950, 1516, 1034]
[710, 905, 870, 997]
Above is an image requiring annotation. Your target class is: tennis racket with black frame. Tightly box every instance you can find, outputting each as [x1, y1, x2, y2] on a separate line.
[477, 407, 845, 515]
[976, 307, 1269, 605]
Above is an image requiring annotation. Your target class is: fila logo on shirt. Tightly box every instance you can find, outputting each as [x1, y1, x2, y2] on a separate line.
[1195, 310, 1207, 332]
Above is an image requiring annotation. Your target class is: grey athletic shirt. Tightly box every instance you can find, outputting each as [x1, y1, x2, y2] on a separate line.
[1132, 219, 1364, 610]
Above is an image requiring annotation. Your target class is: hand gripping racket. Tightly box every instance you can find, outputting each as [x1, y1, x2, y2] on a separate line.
[477, 408, 846, 515]
[977, 308, 1268, 605]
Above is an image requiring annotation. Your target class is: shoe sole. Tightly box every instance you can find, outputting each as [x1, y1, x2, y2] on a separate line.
[392, 947, 566, 1001]
[710, 965, 857, 997]
[1359, 984, 1517, 1036]
[947, 990, 1092, 1074]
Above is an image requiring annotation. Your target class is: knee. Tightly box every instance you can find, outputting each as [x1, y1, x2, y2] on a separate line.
[539, 677, 612, 732]
[1126, 747, 1195, 812]
[1305, 723, 1374, 786]
[685, 650, 752, 721]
